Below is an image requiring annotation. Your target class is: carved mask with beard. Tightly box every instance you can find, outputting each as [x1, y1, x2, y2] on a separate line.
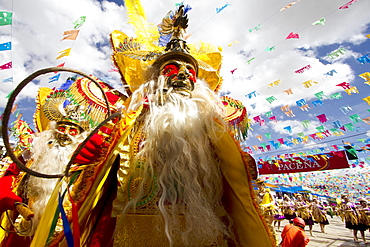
[122, 76, 233, 246]
[21, 122, 86, 236]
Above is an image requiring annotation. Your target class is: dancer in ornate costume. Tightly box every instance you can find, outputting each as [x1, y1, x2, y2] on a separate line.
[282, 194, 297, 221]
[273, 199, 285, 232]
[0, 76, 123, 246]
[0, 3, 273, 247]
[311, 197, 329, 233]
[256, 180, 278, 244]
[356, 198, 370, 243]
[295, 194, 315, 237]
[339, 195, 368, 243]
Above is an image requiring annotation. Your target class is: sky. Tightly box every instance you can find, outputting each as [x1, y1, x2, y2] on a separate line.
[0, 0, 370, 164]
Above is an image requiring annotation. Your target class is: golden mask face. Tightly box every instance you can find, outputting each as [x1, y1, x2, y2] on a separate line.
[55, 122, 83, 147]
[160, 60, 196, 97]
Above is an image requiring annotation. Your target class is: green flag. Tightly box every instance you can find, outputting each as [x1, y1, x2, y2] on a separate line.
[0, 11, 12, 26]
[6, 90, 13, 98]
[73, 16, 86, 29]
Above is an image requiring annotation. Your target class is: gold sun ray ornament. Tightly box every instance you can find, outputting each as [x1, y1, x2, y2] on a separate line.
[111, 4, 223, 94]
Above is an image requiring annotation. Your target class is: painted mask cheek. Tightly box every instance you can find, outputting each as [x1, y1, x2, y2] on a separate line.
[189, 69, 196, 83]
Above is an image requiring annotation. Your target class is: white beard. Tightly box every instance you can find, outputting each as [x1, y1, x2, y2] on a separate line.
[24, 126, 84, 235]
[125, 78, 232, 246]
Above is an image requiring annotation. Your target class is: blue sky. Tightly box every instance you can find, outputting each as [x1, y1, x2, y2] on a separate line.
[0, 0, 369, 164]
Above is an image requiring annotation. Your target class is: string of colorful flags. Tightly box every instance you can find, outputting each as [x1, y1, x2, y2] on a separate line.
[188, 0, 370, 157]
[48, 16, 86, 84]
[0, 11, 13, 83]
[0, 9, 86, 123]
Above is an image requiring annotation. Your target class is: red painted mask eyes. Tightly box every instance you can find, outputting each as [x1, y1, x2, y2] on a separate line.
[57, 124, 81, 136]
[68, 127, 79, 136]
[162, 64, 197, 83]
[162, 64, 179, 77]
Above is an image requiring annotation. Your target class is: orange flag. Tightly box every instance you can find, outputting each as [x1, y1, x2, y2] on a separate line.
[61, 30, 80, 41]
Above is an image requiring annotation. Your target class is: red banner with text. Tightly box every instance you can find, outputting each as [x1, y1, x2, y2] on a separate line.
[258, 151, 350, 175]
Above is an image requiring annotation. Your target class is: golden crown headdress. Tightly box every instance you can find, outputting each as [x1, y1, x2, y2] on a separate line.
[35, 76, 120, 132]
[110, 2, 223, 94]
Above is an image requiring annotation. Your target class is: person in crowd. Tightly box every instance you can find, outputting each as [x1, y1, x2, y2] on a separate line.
[356, 198, 370, 243]
[295, 194, 315, 237]
[256, 180, 278, 240]
[311, 197, 330, 233]
[280, 217, 310, 247]
[282, 194, 297, 222]
[273, 198, 285, 232]
[340, 195, 368, 243]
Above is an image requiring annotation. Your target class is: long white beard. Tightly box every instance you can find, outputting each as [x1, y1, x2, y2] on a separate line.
[126, 78, 231, 245]
[25, 127, 84, 235]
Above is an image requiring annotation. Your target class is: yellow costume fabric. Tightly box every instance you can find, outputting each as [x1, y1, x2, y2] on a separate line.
[214, 126, 273, 246]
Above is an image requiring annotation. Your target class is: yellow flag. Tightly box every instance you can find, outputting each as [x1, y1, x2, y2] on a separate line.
[56, 48, 71, 59]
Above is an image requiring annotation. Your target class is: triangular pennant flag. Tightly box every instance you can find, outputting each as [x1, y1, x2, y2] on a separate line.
[283, 126, 292, 133]
[1, 77, 12, 82]
[269, 116, 277, 123]
[283, 88, 293, 95]
[6, 90, 13, 98]
[49, 73, 61, 83]
[312, 100, 323, 107]
[61, 30, 80, 41]
[311, 17, 326, 25]
[356, 54, 370, 65]
[301, 120, 310, 128]
[286, 32, 299, 39]
[330, 92, 342, 99]
[316, 114, 328, 123]
[56, 48, 71, 60]
[324, 69, 337, 77]
[363, 96, 370, 105]
[344, 123, 355, 131]
[349, 114, 362, 124]
[54, 63, 66, 73]
[0, 11, 12, 26]
[344, 86, 359, 95]
[216, 3, 230, 14]
[265, 111, 273, 117]
[314, 91, 327, 100]
[339, 105, 352, 114]
[246, 57, 255, 64]
[0, 62, 12, 70]
[73, 16, 86, 29]
[358, 72, 370, 85]
[266, 96, 277, 104]
[0, 41, 11, 51]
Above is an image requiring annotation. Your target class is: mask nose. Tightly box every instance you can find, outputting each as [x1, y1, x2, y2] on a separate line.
[177, 65, 190, 79]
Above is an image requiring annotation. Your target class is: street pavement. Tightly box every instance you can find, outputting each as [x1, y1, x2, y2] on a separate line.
[275, 216, 370, 246]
